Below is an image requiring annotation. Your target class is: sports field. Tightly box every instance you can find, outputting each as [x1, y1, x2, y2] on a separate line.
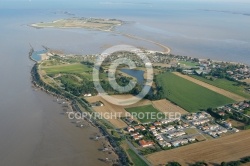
[156, 72, 234, 112]
[125, 105, 163, 123]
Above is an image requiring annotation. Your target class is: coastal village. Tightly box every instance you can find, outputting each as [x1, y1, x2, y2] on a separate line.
[31, 48, 250, 166]
[124, 110, 243, 153]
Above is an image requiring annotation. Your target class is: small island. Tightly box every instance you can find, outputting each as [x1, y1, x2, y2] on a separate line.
[31, 17, 123, 31]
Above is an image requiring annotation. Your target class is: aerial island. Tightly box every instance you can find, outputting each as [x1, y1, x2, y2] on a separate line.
[30, 18, 250, 166]
[31, 17, 123, 31]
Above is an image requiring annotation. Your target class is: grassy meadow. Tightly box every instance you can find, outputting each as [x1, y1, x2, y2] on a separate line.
[178, 60, 199, 67]
[127, 149, 148, 166]
[42, 63, 92, 75]
[156, 72, 234, 112]
[191, 75, 250, 99]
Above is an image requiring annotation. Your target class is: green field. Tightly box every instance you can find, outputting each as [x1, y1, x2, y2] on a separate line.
[42, 63, 92, 75]
[191, 75, 250, 99]
[127, 149, 149, 166]
[156, 72, 234, 112]
[179, 61, 199, 67]
[126, 105, 163, 123]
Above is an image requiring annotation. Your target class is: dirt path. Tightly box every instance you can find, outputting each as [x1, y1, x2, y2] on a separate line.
[173, 72, 246, 101]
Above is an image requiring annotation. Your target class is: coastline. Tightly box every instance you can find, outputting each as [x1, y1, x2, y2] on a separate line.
[28, 47, 36, 62]
[29, 55, 130, 166]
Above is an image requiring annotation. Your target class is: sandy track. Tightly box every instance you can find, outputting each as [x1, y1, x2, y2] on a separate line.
[146, 130, 250, 166]
[122, 33, 171, 54]
[152, 99, 188, 115]
[173, 72, 246, 101]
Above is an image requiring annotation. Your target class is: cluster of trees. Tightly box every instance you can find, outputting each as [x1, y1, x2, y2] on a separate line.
[139, 147, 160, 156]
[102, 51, 144, 67]
[166, 157, 250, 166]
[230, 111, 250, 125]
[146, 79, 164, 100]
[57, 70, 144, 96]
[210, 67, 227, 79]
[207, 107, 250, 129]
[209, 64, 250, 84]
[59, 75, 96, 96]
[166, 161, 208, 166]
[221, 156, 250, 166]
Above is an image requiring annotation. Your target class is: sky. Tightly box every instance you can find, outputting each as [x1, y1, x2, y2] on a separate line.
[1, 0, 250, 9]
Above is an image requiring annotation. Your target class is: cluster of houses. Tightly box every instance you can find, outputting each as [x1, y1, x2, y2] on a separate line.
[158, 140, 171, 148]
[226, 66, 250, 81]
[215, 101, 250, 117]
[184, 112, 232, 138]
[127, 125, 146, 141]
[126, 117, 197, 149]
[175, 56, 250, 83]
[191, 119, 210, 126]
[170, 137, 196, 147]
[198, 124, 228, 138]
[126, 110, 244, 151]
[167, 131, 186, 138]
[177, 59, 212, 76]
[127, 125, 156, 148]
[231, 101, 250, 112]
[149, 121, 196, 148]
[185, 111, 211, 120]
[139, 140, 154, 148]
[220, 121, 233, 129]
[185, 112, 212, 126]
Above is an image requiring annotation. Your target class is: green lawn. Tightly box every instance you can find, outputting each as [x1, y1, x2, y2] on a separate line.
[126, 105, 163, 123]
[179, 60, 199, 67]
[246, 110, 250, 116]
[156, 72, 234, 112]
[191, 75, 250, 99]
[42, 63, 92, 75]
[127, 149, 149, 166]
